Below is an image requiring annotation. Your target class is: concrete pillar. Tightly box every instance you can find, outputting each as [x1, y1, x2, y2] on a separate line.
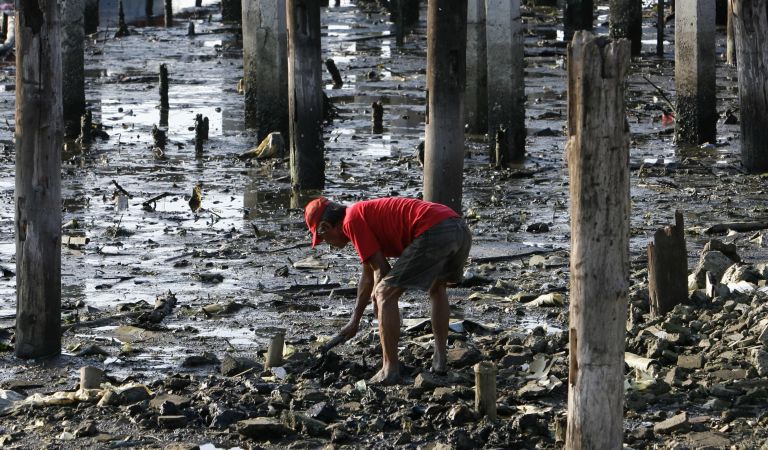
[464, 0, 486, 135]
[485, 0, 525, 165]
[242, 0, 288, 141]
[564, 0, 593, 41]
[287, 0, 325, 190]
[675, 0, 716, 145]
[84, 0, 98, 34]
[423, 0, 467, 213]
[60, 0, 86, 138]
[609, 0, 642, 56]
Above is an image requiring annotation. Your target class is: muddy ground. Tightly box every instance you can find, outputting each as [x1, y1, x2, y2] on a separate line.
[0, 0, 767, 449]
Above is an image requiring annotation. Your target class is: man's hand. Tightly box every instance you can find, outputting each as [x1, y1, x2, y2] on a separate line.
[339, 318, 360, 340]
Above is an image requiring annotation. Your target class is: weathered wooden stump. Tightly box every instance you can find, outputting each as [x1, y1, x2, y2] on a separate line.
[221, 0, 242, 23]
[648, 211, 688, 317]
[325, 58, 343, 88]
[146, 0, 154, 20]
[371, 101, 384, 132]
[16, 0, 63, 359]
[84, 0, 99, 34]
[80, 366, 104, 390]
[265, 333, 285, 368]
[565, 31, 630, 449]
[423, 0, 467, 213]
[115, 0, 131, 37]
[159, 64, 169, 110]
[61, 0, 86, 137]
[474, 362, 497, 420]
[79, 110, 92, 145]
[657, 0, 665, 56]
[165, 0, 173, 27]
[287, 0, 325, 190]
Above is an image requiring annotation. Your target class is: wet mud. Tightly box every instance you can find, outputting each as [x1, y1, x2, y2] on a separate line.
[0, 0, 767, 449]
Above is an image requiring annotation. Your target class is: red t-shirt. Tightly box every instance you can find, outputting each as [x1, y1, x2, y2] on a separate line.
[343, 197, 459, 262]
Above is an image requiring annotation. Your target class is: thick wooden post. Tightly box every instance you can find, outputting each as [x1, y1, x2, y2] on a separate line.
[265, 332, 284, 368]
[423, 0, 467, 213]
[565, 32, 630, 449]
[464, 0, 486, 135]
[485, 0, 524, 166]
[657, 0, 665, 56]
[675, 0, 716, 146]
[564, 0, 593, 42]
[83, 0, 98, 34]
[15, 0, 63, 359]
[60, 0, 86, 137]
[648, 211, 687, 318]
[726, 0, 736, 65]
[146, 0, 154, 20]
[287, 0, 325, 190]
[242, 0, 288, 141]
[221, 0, 242, 23]
[159, 63, 169, 110]
[474, 362, 497, 420]
[609, 0, 641, 56]
[731, 0, 768, 172]
[164, 0, 173, 27]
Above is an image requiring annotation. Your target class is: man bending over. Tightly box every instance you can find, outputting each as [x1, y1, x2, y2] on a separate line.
[304, 197, 472, 385]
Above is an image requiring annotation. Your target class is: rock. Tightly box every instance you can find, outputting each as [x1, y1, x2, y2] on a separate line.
[653, 412, 689, 434]
[517, 381, 548, 399]
[0, 390, 24, 415]
[97, 390, 121, 407]
[447, 404, 476, 426]
[677, 354, 704, 369]
[711, 369, 748, 381]
[450, 428, 477, 450]
[680, 431, 731, 448]
[692, 251, 736, 289]
[150, 393, 191, 410]
[306, 401, 337, 423]
[751, 348, 768, 376]
[282, 411, 329, 437]
[526, 222, 549, 233]
[164, 375, 191, 390]
[158, 400, 180, 416]
[432, 386, 458, 402]
[702, 397, 730, 411]
[182, 352, 219, 367]
[631, 426, 654, 440]
[447, 346, 482, 368]
[221, 355, 261, 377]
[702, 239, 740, 263]
[414, 372, 446, 390]
[394, 432, 412, 445]
[74, 421, 98, 438]
[116, 384, 151, 404]
[158, 415, 187, 429]
[237, 417, 293, 440]
[721, 264, 762, 284]
[209, 404, 247, 429]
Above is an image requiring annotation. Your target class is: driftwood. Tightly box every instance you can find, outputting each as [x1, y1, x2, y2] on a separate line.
[705, 220, 768, 234]
[111, 179, 132, 198]
[142, 192, 173, 211]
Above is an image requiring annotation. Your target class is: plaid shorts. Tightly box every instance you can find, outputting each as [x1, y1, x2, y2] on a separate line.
[382, 217, 472, 291]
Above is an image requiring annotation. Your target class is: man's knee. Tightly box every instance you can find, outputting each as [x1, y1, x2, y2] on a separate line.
[375, 283, 401, 307]
[428, 280, 447, 298]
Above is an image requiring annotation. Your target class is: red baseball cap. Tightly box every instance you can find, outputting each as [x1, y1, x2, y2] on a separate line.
[304, 197, 330, 247]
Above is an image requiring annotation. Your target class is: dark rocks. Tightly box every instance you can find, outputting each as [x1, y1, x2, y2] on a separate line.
[414, 372, 447, 390]
[158, 415, 187, 429]
[282, 411, 329, 437]
[653, 412, 689, 434]
[209, 404, 247, 429]
[182, 352, 220, 367]
[150, 394, 191, 410]
[447, 345, 482, 368]
[677, 354, 704, 369]
[221, 355, 261, 377]
[74, 421, 98, 438]
[306, 401, 337, 423]
[447, 405, 476, 426]
[237, 417, 293, 440]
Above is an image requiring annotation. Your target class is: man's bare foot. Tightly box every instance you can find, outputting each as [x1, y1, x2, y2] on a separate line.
[368, 367, 403, 386]
[431, 351, 447, 374]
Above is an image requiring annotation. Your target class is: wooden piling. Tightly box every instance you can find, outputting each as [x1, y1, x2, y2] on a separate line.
[194, 114, 207, 153]
[675, 0, 716, 145]
[423, 0, 467, 213]
[1, 13, 6, 42]
[242, 0, 288, 141]
[146, 0, 154, 20]
[152, 125, 167, 149]
[221, 0, 242, 23]
[79, 110, 92, 145]
[731, 0, 768, 172]
[115, 0, 131, 37]
[80, 366, 104, 390]
[265, 333, 284, 368]
[84, 0, 99, 34]
[159, 63, 169, 110]
[165, 0, 173, 27]
[648, 211, 688, 318]
[325, 58, 343, 88]
[609, 0, 642, 56]
[371, 101, 383, 132]
[61, 0, 86, 137]
[657, 0, 665, 56]
[464, 0, 487, 135]
[564, 0, 593, 42]
[485, 0, 525, 166]
[726, 0, 736, 66]
[565, 31, 630, 449]
[474, 362, 497, 420]
[16, 0, 63, 359]
[287, 0, 325, 190]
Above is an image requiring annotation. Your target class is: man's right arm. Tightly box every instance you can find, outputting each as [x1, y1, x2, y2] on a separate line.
[339, 262, 374, 340]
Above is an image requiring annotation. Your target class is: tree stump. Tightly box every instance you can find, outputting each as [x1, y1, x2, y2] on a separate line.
[648, 211, 688, 317]
[565, 31, 630, 449]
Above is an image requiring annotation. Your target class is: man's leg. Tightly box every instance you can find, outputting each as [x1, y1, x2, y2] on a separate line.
[370, 283, 404, 384]
[429, 280, 449, 373]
